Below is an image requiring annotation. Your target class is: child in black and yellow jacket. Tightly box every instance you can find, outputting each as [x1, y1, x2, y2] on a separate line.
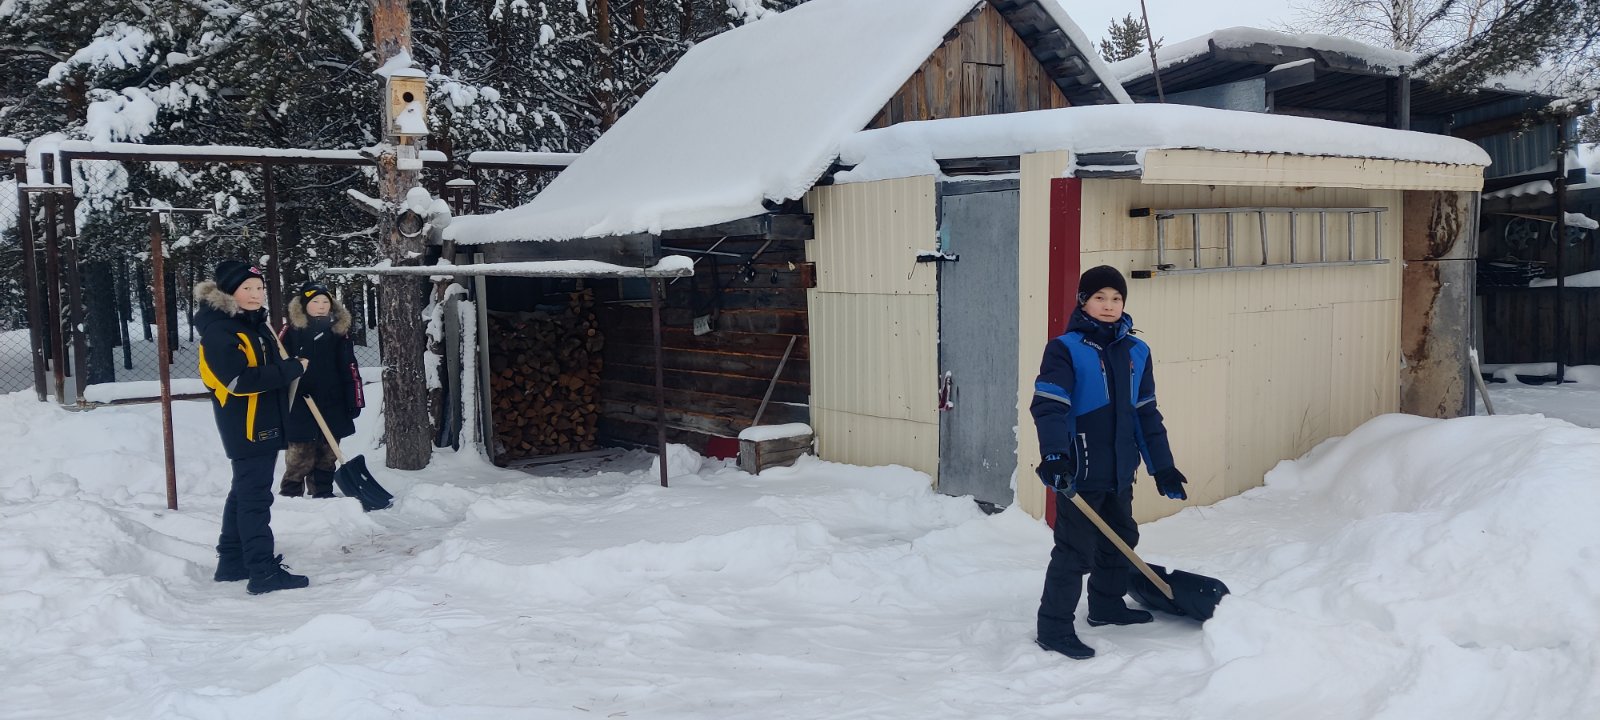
[194, 260, 310, 595]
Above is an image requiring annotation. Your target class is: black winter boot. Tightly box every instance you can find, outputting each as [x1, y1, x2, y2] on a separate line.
[213, 556, 248, 582]
[279, 478, 305, 497]
[1036, 635, 1096, 660]
[309, 470, 336, 499]
[1086, 605, 1154, 627]
[246, 556, 310, 595]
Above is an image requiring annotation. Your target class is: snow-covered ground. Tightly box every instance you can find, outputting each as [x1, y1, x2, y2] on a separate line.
[1481, 364, 1600, 428]
[3, 383, 1598, 719]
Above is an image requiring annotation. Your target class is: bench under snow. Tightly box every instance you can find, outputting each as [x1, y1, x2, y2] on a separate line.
[737, 423, 813, 474]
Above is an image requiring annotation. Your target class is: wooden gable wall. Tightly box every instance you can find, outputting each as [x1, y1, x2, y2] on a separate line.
[867, 1, 1070, 129]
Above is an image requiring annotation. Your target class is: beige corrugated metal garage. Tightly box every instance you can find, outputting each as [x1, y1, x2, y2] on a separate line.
[809, 124, 1484, 522]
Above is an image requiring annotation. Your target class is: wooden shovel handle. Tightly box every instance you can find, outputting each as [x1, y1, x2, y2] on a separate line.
[1067, 493, 1175, 600]
[301, 397, 347, 465]
[268, 326, 345, 465]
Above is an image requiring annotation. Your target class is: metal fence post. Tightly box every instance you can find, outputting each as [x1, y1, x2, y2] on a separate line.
[149, 211, 179, 510]
[41, 154, 68, 404]
[14, 158, 48, 401]
[59, 153, 89, 403]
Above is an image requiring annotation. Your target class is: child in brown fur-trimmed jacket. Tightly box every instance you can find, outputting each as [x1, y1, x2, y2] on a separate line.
[278, 280, 365, 497]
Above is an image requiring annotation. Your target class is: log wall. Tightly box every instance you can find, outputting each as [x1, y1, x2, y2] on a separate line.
[594, 235, 812, 452]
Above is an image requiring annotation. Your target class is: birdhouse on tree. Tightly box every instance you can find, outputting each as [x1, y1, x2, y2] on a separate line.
[386, 69, 429, 138]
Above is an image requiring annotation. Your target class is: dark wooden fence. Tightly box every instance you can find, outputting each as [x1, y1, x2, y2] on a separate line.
[1480, 287, 1600, 365]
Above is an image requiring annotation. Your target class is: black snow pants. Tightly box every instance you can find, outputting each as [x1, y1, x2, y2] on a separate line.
[1037, 487, 1138, 641]
[216, 454, 280, 580]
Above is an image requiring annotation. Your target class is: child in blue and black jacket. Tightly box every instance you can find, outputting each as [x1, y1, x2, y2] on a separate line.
[1030, 265, 1188, 660]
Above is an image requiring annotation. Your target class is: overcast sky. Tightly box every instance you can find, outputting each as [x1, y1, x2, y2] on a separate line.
[1063, 0, 1296, 50]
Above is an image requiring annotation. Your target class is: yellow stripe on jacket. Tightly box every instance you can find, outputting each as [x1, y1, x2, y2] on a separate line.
[197, 332, 263, 443]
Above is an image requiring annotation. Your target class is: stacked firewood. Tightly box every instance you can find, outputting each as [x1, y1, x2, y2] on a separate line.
[488, 289, 604, 460]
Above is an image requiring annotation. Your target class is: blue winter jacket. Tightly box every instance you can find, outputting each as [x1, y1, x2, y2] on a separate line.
[1030, 310, 1176, 493]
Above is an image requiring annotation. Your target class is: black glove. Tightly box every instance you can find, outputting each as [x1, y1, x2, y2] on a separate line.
[1154, 467, 1188, 501]
[1037, 453, 1077, 497]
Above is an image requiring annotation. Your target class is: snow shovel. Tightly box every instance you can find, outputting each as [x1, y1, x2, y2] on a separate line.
[304, 397, 393, 512]
[269, 328, 392, 512]
[1066, 494, 1230, 621]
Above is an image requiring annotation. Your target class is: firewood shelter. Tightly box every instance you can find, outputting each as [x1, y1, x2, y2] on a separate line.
[330, 257, 695, 487]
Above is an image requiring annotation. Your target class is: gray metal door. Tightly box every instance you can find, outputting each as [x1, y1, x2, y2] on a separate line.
[937, 183, 1020, 508]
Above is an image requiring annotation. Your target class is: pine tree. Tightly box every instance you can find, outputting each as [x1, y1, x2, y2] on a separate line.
[1099, 13, 1153, 63]
[1418, 0, 1600, 99]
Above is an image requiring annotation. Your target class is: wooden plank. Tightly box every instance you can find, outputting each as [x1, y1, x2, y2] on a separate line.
[600, 324, 810, 358]
[600, 396, 808, 438]
[656, 214, 813, 241]
[603, 342, 810, 381]
[480, 234, 659, 265]
[656, 308, 808, 334]
[743, 433, 814, 454]
[598, 415, 720, 452]
[937, 156, 1021, 176]
[602, 380, 809, 422]
[604, 361, 808, 404]
[660, 286, 808, 311]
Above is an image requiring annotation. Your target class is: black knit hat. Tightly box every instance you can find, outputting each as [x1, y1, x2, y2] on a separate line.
[1076, 265, 1128, 305]
[298, 280, 332, 304]
[214, 260, 263, 295]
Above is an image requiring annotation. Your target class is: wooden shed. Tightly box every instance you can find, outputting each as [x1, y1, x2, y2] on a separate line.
[440, 0, 1486, 524]
[443, 0, 1128, 465]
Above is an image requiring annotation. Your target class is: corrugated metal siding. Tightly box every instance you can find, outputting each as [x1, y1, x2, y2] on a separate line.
[1013, 162, 1406, 521]
[1014, 151, 1072, 520]
[1141, 149, 1484, 191]
[1475, 123, 1560, 179]
[806, 177, 940, 482]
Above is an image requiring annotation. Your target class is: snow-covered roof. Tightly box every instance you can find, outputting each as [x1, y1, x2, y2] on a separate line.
[1111, 27, 1556, 97]
[466, 151, 579, 168]
[1110, 27, 1412, 83]
[1483, 143, 1600, 199]
[446, 0, 1127, 245]
[0, 137, 22, 154]
[834, 104, 1490, 184]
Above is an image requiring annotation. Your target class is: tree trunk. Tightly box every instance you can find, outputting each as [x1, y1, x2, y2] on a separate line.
[116, 257, 133, 369]
[597, 0, 617, 130]
[680, 0, 693, 40]
[372, 0, 433, 470]
[137, 265, 154, 341]
[83, 260, 118, 384]
[165, 266, 180, 353]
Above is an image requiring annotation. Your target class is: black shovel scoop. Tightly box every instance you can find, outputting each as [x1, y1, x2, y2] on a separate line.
[1067, 494, 1229, 621]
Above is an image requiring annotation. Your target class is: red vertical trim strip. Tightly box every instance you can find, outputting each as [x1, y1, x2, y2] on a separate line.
[1043, 177, 1082, 529]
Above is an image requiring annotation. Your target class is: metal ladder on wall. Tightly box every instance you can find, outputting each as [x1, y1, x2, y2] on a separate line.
[1128, 206, 1390, 278]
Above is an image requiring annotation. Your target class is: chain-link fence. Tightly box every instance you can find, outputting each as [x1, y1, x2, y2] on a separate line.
[0, 151, 31, 393]
[0, 144, 570, 403]
[0, 147, 402, 403]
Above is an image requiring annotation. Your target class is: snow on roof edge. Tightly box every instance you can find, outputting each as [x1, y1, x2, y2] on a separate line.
[0, 137, 23, 154]
[1109, 26, 1560, 98]
[446, 0, 991, 246]
[1038, 1, 1132, 105]
[467, 150, 579, 167]
[834, 105, 1491, 185]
